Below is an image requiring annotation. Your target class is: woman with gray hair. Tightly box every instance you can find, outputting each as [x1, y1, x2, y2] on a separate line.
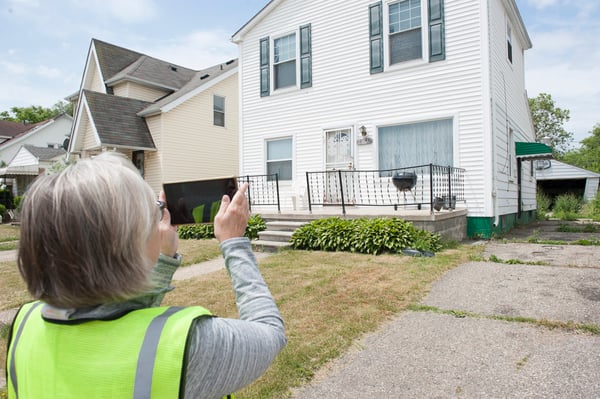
[7, 152, 286, 399]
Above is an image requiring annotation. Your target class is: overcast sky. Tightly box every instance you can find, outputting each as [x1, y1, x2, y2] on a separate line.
[0, 0, 597, 146]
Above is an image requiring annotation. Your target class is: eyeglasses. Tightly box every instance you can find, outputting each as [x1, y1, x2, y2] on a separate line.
[156, 200, 166, 221]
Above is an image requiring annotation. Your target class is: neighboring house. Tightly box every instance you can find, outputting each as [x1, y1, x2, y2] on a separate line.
[0, 120, 35, 145]
[535, 159, 600, 203]
[0, 114, 72, 198]
[232, 0, 550, 238]
[68, 39, 239, 194]
[0, 145, 66, 196]
[0, 113, 71, 165]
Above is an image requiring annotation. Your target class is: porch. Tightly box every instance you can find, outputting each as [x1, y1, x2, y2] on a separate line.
[238, 164, 468, 250]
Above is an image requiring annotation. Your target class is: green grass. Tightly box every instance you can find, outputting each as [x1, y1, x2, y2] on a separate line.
[0, 232, 480, 398]
[162, 247, 479, 398]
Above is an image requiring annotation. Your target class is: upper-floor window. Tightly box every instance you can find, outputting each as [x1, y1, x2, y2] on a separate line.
[213, 95, 225, 127]
[274, 34, 296, 89]
[370, 0, 445, 74]
[389, 0, 422, 64]
[260, 24, 312, 97]
[506, 21, 513, 63]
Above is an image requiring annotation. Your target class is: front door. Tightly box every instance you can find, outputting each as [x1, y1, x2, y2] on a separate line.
[324, 129, 354, 204]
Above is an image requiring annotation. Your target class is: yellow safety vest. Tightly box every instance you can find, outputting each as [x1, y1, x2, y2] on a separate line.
[7, 301, 233, 399]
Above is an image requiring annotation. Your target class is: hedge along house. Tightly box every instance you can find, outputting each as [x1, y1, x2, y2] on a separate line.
[68, 39, 239, 193]
[232, 0, 551, 238]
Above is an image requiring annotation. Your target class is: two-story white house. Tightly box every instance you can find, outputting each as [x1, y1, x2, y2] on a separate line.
[232, 0, 550, 238]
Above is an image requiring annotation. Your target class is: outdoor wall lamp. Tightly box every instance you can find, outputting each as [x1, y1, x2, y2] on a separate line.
[357, 125, 373, 145]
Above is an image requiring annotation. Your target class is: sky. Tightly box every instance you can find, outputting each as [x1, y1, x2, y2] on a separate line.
[0, 0, 598, 147]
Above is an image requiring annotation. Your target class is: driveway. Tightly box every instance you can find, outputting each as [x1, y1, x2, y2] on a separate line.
[293, 221, 600, 398]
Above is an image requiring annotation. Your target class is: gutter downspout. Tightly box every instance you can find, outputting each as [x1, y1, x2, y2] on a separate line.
[486, 0, 501, 229]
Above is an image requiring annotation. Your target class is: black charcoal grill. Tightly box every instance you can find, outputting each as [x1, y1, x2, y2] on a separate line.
[391, 171, 420, 209]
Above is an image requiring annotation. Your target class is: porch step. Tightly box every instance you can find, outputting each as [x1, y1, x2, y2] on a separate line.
[258, 230, 294, 242]
[252, 219, 309, 252]
[265, 220, 308, 231]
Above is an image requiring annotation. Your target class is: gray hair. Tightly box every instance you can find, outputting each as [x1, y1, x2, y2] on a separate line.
[18, 152, 159, 309]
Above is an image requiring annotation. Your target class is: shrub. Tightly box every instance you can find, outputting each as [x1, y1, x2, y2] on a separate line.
[176, 214, 267, 240]
[581, 192, 600, 221]
[14, 195, 23, 210]
[290, 217, 442, 255]
[245, 214, 267, 240]
[553, 193, 582, 221]
[178, 223, 214, 239]
[536, 191, 551, 220]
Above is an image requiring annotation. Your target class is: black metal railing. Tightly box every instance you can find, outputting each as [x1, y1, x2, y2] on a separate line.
[237, 173, 281, 213]
[305, 164, 465, 214]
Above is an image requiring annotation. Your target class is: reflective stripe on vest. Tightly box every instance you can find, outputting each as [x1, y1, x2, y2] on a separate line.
[7, 301, 224, 399]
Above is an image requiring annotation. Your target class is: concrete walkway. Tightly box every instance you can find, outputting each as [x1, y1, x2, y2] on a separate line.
[292, 225, 600, 398]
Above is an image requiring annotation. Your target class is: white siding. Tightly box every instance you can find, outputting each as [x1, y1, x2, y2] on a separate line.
[9, 148, 38, 167]
[0, 116, 72, 165]
[239, 0, 496, 213]
[489, 0, 536, 217]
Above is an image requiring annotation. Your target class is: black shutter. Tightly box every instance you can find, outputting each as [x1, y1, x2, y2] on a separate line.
[369, 2, 383, 74]
[428, 0, 445, 62]
[300, 24, 312, 88]
[260, 37, 270, 97]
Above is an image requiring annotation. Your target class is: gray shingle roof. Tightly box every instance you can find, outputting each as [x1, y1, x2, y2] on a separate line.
[93, 39, 197, 91]
[139, 59, 238, 116]
[83, 90, 156, 150]
[92, 39, 144, 82]
[23, 144, 66, 160]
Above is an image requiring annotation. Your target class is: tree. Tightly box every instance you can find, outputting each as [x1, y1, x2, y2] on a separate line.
[0, 101, 73, 124]
[528, 93, 573, 155]
[562, 123, 600, 174]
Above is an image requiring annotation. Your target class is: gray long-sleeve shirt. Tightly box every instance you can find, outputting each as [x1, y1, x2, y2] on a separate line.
[41, 237, 287, 399]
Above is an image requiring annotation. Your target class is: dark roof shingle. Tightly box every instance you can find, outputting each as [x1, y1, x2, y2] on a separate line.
[83, 90, 155, 150]
[23, 144, 66, 160]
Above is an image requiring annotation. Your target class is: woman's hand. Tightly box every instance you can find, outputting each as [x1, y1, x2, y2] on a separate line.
[158, 190, 179, 257]
[214, 183, 250, 243]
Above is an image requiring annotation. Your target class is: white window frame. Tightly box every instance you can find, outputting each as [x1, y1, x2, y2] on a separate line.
[265, 137, 294, 181]
[213, 95, 225, 127]
[270, 30, 301, 93]
[506, 20, 513, 64]
[383, 0, 430, 70]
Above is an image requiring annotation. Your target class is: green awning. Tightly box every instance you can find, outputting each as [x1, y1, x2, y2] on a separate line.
[515, 142, 553, 160]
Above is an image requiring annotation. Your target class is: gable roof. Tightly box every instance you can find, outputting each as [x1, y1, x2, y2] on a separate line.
[138, 59, 238, 116]
[231, 0, 278, 42]
[92, 39, 145, 82]
[93, 39, 197, 92]
[23, 144, 66, 161]
[82, 90, 155, 150]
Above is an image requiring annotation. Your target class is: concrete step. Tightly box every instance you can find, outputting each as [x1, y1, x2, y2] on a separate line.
[266, 220, 308, 231]
[258, 230, 294, 242]
[252, 240, 292, 253]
